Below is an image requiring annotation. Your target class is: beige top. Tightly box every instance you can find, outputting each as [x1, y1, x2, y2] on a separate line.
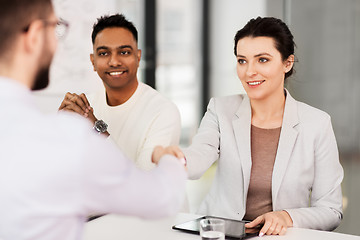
[243, 125, 281, 221]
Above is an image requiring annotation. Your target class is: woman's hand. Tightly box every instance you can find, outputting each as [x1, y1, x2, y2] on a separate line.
[151, 146, 186, 166]
[245, 210, 293, 236]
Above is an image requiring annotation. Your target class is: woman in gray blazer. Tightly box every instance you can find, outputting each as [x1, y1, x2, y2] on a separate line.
[183, 17, 343, 236]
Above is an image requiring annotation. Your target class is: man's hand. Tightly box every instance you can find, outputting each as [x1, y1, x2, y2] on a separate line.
[245, 210, 293, 236]
[151, 146, 186, 166]
[58, 92, 97, 124]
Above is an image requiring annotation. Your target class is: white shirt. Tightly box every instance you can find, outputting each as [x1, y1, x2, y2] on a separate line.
[0, 77, 187, 240]
[90, 82, 181, 170]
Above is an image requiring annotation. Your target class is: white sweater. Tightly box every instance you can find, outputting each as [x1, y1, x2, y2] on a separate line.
[90, 82, 181, 170]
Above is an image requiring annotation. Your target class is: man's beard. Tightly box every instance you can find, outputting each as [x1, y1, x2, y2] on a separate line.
[31, 65, 50, 91]
[32, 33, 53, 91]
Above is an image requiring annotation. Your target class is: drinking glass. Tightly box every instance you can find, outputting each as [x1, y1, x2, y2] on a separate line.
[199, 218, 225, 240]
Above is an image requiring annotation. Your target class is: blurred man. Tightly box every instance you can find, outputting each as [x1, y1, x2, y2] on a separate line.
[59, 14, 181, 170]
[0, 1, 186, 239]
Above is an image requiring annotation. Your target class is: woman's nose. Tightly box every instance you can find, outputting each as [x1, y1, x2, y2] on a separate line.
[246, 62, 257, 77]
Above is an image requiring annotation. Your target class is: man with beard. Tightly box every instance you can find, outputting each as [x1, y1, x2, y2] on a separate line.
[0, 0, 187, 239]
[58, 14, 181, 171]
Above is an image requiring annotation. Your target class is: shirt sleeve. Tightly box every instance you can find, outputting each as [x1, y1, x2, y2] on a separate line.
[183, 98, 221, 179]
[79, 132, 187, 219]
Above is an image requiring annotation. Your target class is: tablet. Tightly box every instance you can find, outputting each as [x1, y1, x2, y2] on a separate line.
[172, 216, 260, 239]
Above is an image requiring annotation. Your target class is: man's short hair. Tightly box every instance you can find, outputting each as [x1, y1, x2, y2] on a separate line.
[91, 14, 138, 44]
[0, 0, 52, 56]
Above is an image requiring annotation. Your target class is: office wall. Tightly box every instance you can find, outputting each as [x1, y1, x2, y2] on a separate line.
[286, 0, 360, 153]
[156, 0, 203, 145]
[209, 0, 266, 98]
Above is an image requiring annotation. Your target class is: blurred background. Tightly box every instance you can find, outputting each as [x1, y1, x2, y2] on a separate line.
[35, 0, 360, 235]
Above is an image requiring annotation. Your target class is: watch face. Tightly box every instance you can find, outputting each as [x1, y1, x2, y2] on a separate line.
[95, 120, 108, 133]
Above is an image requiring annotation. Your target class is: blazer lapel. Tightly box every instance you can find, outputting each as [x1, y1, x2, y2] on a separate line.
[232, 95, 252, 207]
[272, 90, 299, 207]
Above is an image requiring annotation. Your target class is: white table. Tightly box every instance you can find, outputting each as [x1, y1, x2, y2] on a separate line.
[83, 213, 360, 240]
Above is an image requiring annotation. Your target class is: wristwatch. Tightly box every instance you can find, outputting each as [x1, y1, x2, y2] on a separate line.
[93, 120, 108, 134]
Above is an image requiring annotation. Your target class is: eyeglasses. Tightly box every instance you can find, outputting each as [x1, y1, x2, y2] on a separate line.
[47, 18, 69, 39]
[23, 18, 70, 40]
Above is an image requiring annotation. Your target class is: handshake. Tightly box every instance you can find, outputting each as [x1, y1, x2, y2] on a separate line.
[152, 146, 186, 168]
